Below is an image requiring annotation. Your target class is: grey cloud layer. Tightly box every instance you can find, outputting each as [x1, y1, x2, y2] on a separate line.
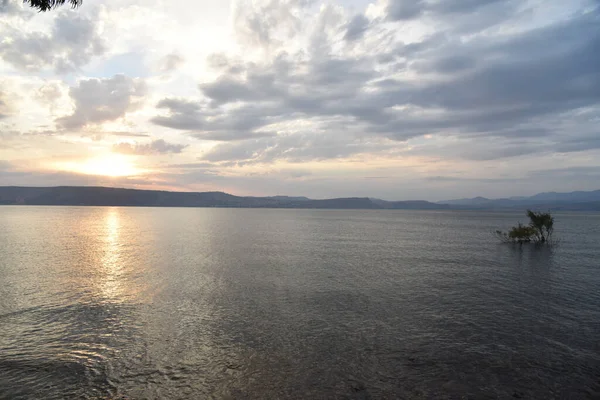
[1, 0, 597, 199]
[386, 0, 513, 20]
[112, 139, 188, 155]
[202, 133, 391, 165]
[343, 14, 370, 40]
[0, 91, 10, 119]
[152, 98, 278, 140]
[0, 10, 105, 73]
[159, 53, 185, 73]
[57, 74, 147, 130]
[150, 0, 599, 165]
[0, 0, 23, 15]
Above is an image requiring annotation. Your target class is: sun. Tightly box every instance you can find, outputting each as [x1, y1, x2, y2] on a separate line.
[57, 155, 142, 177]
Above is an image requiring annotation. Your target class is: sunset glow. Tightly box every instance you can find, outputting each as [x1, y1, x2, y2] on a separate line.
[57, 155, 142, 177]
[0, 0, 598, 199]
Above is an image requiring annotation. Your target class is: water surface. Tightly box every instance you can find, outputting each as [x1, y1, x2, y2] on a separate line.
[1, 207, 599, 399]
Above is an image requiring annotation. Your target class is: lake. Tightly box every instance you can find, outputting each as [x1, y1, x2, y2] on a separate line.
[0, 207, 599, 399]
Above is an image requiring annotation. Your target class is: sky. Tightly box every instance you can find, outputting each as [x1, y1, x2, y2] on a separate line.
[0, 0, 598, 201]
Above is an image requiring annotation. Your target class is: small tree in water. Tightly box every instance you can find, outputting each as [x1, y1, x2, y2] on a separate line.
[496, 210, 555, 244]
[526, 210, 554, 243]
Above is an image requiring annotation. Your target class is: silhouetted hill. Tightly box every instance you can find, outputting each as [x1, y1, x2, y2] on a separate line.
[2, 186, 598, 210]
[0, 186, 448, 210]
[440, 196, 492, 206]
[268, 195, 310, 202]
[371, 198, 449, 209]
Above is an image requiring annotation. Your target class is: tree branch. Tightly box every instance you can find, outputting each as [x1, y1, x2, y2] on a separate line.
[24, 0, 82, 12]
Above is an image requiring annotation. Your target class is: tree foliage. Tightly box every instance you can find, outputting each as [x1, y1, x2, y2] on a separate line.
[526, 210, 554, 243]
[24, 0, 82, 12]
[495, 210, 555, 244]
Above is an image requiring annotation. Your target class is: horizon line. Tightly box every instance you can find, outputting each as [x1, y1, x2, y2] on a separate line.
[2, 184, 600, 204]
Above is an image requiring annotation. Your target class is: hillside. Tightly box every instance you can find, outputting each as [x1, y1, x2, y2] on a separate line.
[0, 186, 448, 210]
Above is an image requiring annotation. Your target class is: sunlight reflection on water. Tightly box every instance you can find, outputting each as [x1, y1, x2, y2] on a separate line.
[99, 208, 124, 302]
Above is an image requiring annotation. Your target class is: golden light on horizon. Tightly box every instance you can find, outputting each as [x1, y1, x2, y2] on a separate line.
[55, 154, 143, 177]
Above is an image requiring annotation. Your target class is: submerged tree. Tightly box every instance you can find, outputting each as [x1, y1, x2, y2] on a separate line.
[24, 0, 81, 12]
[496, 210, 555, 244]
[526, 210, 554, 243]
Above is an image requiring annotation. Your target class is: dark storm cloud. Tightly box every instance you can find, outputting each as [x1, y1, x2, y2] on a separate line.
[0, 11, 105, 73]
[57, 74, 147, 130]
[112, 139, 188, 155]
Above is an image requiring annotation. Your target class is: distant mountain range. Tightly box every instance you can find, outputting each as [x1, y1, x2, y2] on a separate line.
[0, 186, 599, 211]
[0, 186, 448, 210]
[439, 190, 600, 211]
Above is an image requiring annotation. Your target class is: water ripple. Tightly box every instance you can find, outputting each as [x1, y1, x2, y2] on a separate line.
[1, 208, 599, 399]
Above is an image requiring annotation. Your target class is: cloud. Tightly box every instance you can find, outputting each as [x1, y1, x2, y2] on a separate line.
[98, 131, 151, 138]
[231, 0, 317, 50]
[0, 163, 172, 190]
[201, 132, 391, 165]
[344, 14, 370, 41]
[0, 160, 12, 170]
[529, 166, 600, 180]
[34, 82, 67, 115]
[163, 162, 214, 169]
[432, 0, 508, 14]
[151, 98, 206, 130]
[57, 74, 147, 130]
[0, 0, 25, 15]
[386, 0, 426, 20]
[146, 0, 600, 166]
[555, 134, 600, 154]
[35, 82, 63, 105]
[384, 0, 518, 31]
[151, 97, 277, 141]
[153, 52, 379, 142]
[2, 0, 599, 199]
[159, 53, 184, 73]
[0, 11, 105, 73]
[112, 139, 188, 155]
[0, 92, 10, 119]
